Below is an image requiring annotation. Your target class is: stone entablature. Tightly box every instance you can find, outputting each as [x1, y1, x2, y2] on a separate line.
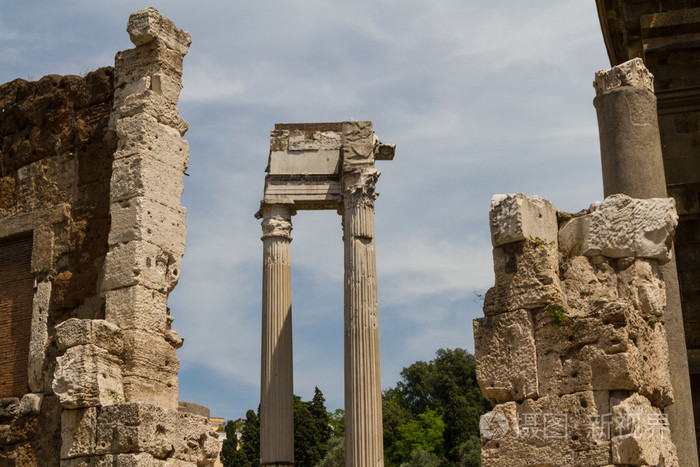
[257, 121, 394, 466]
[476, 193, 679, 466]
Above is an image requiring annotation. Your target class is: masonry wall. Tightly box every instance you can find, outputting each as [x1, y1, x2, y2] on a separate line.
[475, 193, 680, 466]
[0, 68, 115, 465]
[0, 8, 219, 466]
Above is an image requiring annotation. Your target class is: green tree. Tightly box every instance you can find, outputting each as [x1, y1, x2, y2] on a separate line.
[395, 408, 445, 461]
[220, 420, 247, 467]
[382, 393, 411, 464]
[316, 436, 345, 467]
[457, 435, 481, 467]
[294, 388, 331, 466]
[399, 448, 441, 467]
[329, 408, 345, 438]
[240, 409, 260, 466]
[383, 348, 489, 465]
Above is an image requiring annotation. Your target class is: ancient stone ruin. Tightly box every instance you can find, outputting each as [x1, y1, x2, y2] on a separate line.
[0, 8, 218, 466]
[257, 122, 394, 466]
[473, 54, 697, 467]
[476, 193, 678, 466]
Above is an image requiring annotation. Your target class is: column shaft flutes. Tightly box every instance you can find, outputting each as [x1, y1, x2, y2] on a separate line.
[343, 169, 384, 466]
[260, 204, 295, 467]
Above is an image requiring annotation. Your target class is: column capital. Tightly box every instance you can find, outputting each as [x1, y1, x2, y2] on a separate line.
[342, 168, 380, 209]
[594, 58, 654, 96]
[258, 203, 295, 241]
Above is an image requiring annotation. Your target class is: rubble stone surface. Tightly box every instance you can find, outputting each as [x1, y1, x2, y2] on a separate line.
[475, 193, 679, 466]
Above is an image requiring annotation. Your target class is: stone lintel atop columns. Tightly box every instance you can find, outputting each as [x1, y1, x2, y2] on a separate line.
[261, 120, 393, 211]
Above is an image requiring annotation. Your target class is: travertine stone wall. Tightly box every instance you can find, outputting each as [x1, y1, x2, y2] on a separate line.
[0, 7, 218, 466]
[476, 193, 679, 467]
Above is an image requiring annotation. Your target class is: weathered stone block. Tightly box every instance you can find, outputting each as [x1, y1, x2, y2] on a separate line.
[105, 285, 168, 334]
[484, 240, 562, 314]
[95, 403, 220, 464]
[55, 319, 123, 355]
[121, 329, 180, 409]
[617, 258, 666, 317]
[52, 344, 124, 409]
[102, 240, 181, 293]
[610, 393, 678, 466]
[480, 392, 611, 466]
[19, 393, 42, 416]
[110, 145, 184, 207]
[117, 91, 188, 135]
[113, 44, 185, 106]
[113, 114, 189, 172]
[533, 300, 673, 407]
[489, 193, 558, 247]
[127, 7, 191, 55]
[61, 407, 97, 459]
[559, 194, 677, 263]
[474, 310, 538, 404]
[108, 197, 186, 257]
[28, 279, 51, 392]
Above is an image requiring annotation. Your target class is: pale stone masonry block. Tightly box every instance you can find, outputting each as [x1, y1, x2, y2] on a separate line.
[484, 240, 562, 314]
[94, 403, 219, 464]
[113, 114, 189, 172]
[52, 345, 124, 409]
[127, 7, 192, 55]
[490, 193, 558, 247]
[55, 319, 123, 355]
[28, 279, 51, 392]
[103, 240, 181, 293]
[473, 309, 538, 404]
[110, 153, 184, 207]
[108, 197, 186, 257]
[610, 393, 678, 466]
[533, 299, 673, 407]
[559, 194, 678, 263]
[117, 91, 188, 136]
[104, 285, 169, 334]
[61, 407, 97, 459]
[480, 392, 612, 466]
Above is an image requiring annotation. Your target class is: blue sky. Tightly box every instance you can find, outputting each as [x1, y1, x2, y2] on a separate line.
[1, 1, 610, 421]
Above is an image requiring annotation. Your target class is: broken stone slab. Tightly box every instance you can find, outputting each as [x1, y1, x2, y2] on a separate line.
[108, 197, 186, 258]
[104, 285, 169, 334]
[52, 344, 124, 409]
[489, 193, 558, 247]
[95, 403, 220, 464]
[559, 255, 620, 314]
[610, 392, 678, 466]
[480, 392, 612, 466]
[113, 114, 189, 172]
[533, 299, 673, 407]
[483, 240, 562, 314]
[55, 319, 123, 355]
[61, 407, 97, 459]
[127, 7, 191, 55]
[473, 309, 538, 404]
[559, 194, 678, 263]
[102, 239, 181, 293]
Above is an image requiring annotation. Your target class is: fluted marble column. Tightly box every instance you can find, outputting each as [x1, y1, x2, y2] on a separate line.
[342, 169, 384, 466]
[259, 204, 295, 467]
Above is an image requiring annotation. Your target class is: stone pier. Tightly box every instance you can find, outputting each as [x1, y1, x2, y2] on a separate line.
[257, 121, 394, 466]
[594, 58, 696, 464]
[259, 204, 295, 467]
[476, 193, 680, 466]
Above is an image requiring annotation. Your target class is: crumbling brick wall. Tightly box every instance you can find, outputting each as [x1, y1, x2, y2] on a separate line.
[0, 8, 218, 466]
[475, 193, 679, 467]
[0, 67, 115, 465]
